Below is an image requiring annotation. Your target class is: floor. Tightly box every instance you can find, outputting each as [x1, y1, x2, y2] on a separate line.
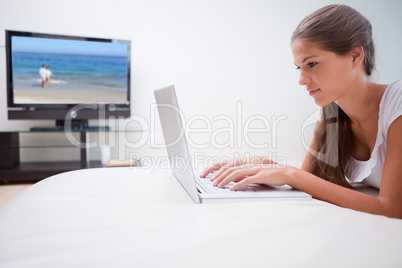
[0, 184, 33, 208]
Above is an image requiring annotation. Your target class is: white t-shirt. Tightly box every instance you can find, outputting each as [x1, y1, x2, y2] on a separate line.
[345, 80, 402, 188]
[39, 67, 47, 78]
[46, 69, 53, 77]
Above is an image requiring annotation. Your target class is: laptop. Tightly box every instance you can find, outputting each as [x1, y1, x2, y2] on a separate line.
[154, 85, 311, 204]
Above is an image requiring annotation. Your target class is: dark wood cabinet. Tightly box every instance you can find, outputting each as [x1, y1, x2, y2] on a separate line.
[0, 131, 102, 184]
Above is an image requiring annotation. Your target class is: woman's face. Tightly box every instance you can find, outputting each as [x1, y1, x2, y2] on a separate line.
[292, 39, 358, 107]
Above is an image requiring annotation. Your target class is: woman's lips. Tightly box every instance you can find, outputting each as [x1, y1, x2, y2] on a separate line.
[309, 88, 320, 96]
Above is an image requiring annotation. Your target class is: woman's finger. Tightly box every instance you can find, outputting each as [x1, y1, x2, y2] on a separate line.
[229, 175, 260, 191]
[199, 163, 223, 178]
[213, 164, 254, 186]
[209, 162, 235, 182]
[217, 166, 259, 188]
[208, 157, 244, 181]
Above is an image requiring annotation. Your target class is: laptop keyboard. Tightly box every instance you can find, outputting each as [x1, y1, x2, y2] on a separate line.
[196, 176, 232, 193]
[195, 172, 255, 194]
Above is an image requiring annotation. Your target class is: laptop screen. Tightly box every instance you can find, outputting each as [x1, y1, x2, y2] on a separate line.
[154, 85, 201, 203]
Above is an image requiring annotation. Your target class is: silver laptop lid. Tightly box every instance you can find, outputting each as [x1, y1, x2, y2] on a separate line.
[154, 85, 201, 204]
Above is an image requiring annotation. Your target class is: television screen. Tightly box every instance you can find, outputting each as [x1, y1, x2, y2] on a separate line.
[9, 33, 130, 105]
[5, 30, 131, 126]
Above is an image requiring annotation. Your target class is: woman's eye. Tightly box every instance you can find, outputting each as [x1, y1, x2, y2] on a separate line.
[295, 62, 317, 71]
[308, 62, 317, 68]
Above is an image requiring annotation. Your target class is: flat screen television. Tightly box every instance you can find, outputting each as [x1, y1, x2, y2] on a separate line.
[5, 30, 131, 130]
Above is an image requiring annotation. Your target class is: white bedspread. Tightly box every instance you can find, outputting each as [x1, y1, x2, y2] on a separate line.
[0, 167, 401, 268]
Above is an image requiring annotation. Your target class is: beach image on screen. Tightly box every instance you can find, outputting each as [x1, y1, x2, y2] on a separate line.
[11, 36, 129, 104]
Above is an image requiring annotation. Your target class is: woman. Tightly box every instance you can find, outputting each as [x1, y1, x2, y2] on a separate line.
[46, 66, 54, 88]
[201, 5, 402, 218]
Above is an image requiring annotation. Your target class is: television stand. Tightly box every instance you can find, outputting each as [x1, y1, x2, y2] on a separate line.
[30, 126, 66, 131]
[0, 130, 102, 184]
[30, 119, 110, 132]
[30, 126, 110, 132]
[0, 128, 142, 184]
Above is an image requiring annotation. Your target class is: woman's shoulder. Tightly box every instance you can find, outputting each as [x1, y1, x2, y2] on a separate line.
[381, 79, 402, 107]
[379, 79, 402, 131]
[386, 79, 402, 92]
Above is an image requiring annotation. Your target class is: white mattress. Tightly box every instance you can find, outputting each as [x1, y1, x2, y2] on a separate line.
[0, 167, 401, 267]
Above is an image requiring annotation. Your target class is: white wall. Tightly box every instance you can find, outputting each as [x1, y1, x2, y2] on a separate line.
[0, 0, 401, 166]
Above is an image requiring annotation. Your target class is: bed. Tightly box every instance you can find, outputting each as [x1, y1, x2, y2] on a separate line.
[0, 167, 401, 267]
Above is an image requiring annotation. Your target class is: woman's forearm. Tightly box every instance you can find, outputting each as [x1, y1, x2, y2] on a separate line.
[285, 166, 396, 218]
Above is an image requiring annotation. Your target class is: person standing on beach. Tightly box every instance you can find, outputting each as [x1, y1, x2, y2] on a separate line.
[39, 64, 47, 88]
[46, 66, 54, 88]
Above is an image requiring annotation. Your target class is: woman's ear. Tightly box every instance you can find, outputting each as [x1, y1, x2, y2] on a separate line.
[351, 46, 365, 68]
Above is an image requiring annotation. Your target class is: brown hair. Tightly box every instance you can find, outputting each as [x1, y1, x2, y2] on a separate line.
[292, 5, 375, 188]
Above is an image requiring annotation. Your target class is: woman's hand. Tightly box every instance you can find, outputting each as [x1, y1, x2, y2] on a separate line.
[200, 156, 291, 191]
[200, 156, 275, 179]
[212, 164, 292, 191]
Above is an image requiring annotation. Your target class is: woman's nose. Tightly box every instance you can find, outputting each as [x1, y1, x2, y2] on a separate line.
[298, 71, 311, 86]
